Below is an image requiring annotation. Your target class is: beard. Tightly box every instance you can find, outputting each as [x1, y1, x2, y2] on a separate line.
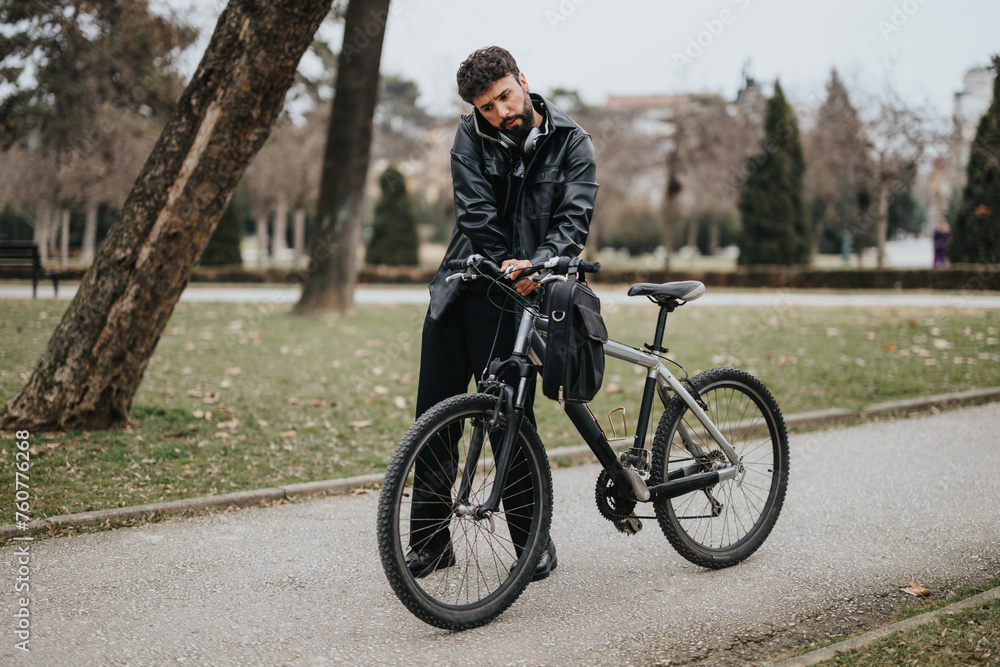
[501, 91, 537, 141]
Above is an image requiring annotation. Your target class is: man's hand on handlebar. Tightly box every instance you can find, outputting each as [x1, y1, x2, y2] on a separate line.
[501, 258, 540, 296]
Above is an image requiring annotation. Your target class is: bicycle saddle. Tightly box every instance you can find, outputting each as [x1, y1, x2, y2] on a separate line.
[626, 280, 705, 303]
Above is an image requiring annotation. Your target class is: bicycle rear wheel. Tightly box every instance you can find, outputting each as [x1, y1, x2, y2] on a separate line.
[650, 367, 788, 568]
[377, 393, 552, 630]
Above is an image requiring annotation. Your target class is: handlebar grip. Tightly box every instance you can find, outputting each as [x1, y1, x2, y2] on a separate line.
[579, 261, 601, 274]
[445, 259, 468, 270]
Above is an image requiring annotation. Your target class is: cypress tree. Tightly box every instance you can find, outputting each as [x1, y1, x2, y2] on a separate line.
[366, 165, 419, 266]
[200, 191, 246, 266]
[950, 57, 1000, 265]
[737, 82, 811, 265]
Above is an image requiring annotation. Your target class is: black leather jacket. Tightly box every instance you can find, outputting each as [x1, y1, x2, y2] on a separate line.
[427, 94, 599, 320]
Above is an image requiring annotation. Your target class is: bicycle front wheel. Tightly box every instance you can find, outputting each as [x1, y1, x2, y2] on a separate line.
[376, 393, 553, 630]
[650, 367, 788, 568]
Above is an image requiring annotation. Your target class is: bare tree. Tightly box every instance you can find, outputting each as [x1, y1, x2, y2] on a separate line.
[864, 85, 941, 268]
[2, 0, 334, 432]
[804, 70, 875, 263]
[659, 98, 758, 268]
[295, 0, 391, 315]
[242, 115, 325, 266]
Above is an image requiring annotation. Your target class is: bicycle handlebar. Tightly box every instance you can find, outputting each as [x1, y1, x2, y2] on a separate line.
[445, 255, 601, 276]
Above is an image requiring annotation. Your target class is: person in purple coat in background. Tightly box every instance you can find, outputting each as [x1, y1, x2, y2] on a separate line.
[932, 218, 950, 268]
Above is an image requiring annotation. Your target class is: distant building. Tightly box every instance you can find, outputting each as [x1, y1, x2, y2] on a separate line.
[733, 75, 766, 122]
[942, 65, 994, 215]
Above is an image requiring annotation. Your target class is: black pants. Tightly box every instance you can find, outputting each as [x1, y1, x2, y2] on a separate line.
[410, 280, 537, 556]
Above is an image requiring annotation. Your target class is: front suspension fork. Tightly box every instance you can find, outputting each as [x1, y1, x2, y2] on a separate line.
[454, 385, 524, 519]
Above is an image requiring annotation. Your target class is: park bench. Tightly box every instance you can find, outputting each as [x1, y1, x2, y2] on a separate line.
[0, 241, 59, 298]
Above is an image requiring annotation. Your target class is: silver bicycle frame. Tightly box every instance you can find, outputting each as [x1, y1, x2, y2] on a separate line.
[602, 340, 740, 473]
[521, 303, 740, 474]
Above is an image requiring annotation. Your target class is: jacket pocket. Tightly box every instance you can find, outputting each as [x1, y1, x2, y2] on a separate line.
[524, 168, 565, 220]
[531, 166, 564, 184]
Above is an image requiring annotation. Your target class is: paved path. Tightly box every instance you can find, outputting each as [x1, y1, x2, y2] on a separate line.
[3, 403, 1000, 665]
[3, 282, 1000, 309]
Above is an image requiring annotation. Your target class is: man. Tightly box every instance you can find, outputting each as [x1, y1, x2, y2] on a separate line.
[407, 46, 598, 581]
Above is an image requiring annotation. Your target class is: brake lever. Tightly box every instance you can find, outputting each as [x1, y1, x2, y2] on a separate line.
[445, 271, 478, 283]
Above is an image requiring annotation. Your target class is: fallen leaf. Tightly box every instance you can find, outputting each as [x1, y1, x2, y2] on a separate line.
[349, 420, 373, 430]
[184, 342, 197, 351]
[216, 418, 240, 430]
[393, 396, 407, 409]
[373, 385, 388, 396]
[902, 581, 931, 596]
[187, 390, 204, 397]
[213, 431, 231, 439]
[885, 343, 896, 352]
[226, 367, 242, 376]
[220, 379, 233, 389]
[308, 400, 327, 408]
[256, 419, 268, 427]
[285, 397, 300, 404]
[279, 430, 297, 438]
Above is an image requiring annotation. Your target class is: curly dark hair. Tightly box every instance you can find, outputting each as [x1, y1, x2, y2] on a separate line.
[456, 46, 520, 104]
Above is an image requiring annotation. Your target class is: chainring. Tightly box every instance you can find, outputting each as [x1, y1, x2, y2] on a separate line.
[595, 469, 637, 522]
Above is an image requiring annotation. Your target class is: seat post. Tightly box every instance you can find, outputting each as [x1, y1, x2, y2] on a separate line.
[627, 301, 676, 464]
[650, 302, 675, 353]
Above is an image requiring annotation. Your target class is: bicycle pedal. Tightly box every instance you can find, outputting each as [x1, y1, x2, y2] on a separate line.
[613, 515, 642, 536]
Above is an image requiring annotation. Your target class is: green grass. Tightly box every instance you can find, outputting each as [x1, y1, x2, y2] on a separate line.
[1, 296, 998, 525]
[796, 577, 1000, 666]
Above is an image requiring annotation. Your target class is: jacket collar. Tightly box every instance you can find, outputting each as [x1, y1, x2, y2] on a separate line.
[471, 93, 573, 145]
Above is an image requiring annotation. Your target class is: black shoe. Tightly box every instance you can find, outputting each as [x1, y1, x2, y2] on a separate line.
[531, 541, 558, 582]
[405, 543, 454, 578]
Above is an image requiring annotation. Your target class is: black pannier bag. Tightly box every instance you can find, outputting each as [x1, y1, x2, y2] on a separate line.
[541, 274, 608, 405]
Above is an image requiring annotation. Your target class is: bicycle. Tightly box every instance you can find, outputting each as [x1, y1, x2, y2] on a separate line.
[377, 254, 789, 630]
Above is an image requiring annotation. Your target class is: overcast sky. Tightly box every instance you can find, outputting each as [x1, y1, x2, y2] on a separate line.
[172, 0, 997, 119]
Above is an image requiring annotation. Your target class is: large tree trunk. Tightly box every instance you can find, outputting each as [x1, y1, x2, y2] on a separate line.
[2, 0, 332, 432]
[295, 0, 390, 315]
